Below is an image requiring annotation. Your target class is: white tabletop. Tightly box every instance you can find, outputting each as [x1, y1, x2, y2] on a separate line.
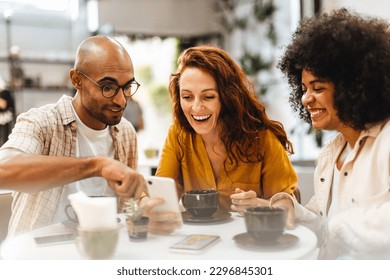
[1, 213, 318, 260]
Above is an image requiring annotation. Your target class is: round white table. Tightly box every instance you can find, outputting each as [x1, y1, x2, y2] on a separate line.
[1, 212, 318, 260]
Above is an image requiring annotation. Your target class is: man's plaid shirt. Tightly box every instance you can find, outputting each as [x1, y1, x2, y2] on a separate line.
[1, 94, 138, 237]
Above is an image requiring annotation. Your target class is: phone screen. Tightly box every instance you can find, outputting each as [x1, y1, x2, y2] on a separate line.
[170, 234, 220, 252]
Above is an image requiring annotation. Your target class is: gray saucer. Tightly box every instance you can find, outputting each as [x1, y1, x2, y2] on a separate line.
[233, 232, 299, 250]
[182, 210, 232, 223]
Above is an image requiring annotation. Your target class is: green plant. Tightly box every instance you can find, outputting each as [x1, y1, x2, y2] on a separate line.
[136, 65, 153, 84]
[149, 83, 171, 113]
[123, 198, 142, 221]
[234, 17, 248, 29]
[216, 0, 278, 96]
[239, 51, 272, 76]
[267, 22, 277, 45]
[253, 0, 276, 22]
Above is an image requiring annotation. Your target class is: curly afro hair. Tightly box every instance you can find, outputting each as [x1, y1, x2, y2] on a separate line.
[278, 8, 390, 130]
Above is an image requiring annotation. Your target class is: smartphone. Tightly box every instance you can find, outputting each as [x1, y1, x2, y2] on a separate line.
[34, 232, 76, 247]
[170, 234, 220, 253]
[145, 176, 182, 222]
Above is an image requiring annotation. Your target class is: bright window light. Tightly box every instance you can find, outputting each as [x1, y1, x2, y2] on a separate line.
[0, 0, 70, 11]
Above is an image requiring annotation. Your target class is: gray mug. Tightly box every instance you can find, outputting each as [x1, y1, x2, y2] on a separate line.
[65, 204, 78, 223]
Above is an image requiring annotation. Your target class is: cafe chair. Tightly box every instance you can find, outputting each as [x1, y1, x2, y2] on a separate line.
[293, 188, 301, 204]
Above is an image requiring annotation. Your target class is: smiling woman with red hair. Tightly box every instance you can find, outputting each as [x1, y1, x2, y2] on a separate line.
[156, 45, 298, 211]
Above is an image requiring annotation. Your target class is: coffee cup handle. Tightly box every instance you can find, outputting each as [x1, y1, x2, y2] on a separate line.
[65, 204, 78, 223]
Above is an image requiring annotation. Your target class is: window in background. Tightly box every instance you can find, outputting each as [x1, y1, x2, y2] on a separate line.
[0, 0, 70, 12]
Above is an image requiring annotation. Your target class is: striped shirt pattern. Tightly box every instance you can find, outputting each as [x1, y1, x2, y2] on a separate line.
[1, 94, 138, 236]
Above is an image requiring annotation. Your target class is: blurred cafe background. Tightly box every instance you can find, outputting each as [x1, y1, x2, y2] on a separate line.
[0, 0, 389, 246]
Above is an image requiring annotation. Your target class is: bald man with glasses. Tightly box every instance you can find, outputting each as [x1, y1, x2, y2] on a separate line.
[0, 35, 182, 237]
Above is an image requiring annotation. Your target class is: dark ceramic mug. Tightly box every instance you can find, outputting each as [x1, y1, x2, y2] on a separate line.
[182, 189, 219, 218]
[244, 206, 286, 242]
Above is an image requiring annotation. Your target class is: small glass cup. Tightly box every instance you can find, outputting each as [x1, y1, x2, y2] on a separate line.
[76, 224, 121, 259]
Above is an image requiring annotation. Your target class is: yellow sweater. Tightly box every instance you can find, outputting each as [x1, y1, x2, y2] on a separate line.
[156, 122, 297, 210]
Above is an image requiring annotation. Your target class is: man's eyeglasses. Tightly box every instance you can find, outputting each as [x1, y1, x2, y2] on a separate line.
[77, 70, 140, 98]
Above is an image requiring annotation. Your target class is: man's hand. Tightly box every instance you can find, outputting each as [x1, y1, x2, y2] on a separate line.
[98, 157, 147, 199]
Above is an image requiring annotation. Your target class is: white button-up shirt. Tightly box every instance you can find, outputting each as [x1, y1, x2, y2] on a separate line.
[274, 119, 390, 259]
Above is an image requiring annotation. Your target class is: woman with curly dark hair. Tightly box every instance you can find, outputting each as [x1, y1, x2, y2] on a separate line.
[272, 9, 390, 259]
[156, 45, 298, 211]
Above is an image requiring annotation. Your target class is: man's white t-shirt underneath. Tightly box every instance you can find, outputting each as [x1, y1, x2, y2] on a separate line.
[54, 101, 116, 223]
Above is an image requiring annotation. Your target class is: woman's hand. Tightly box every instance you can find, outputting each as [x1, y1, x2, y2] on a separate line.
[231, 188, 296, 229]
[141, 197, 183, 234]
[230, 188, 268, 215]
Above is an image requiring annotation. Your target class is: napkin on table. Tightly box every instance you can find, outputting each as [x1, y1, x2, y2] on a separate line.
[68, 192, 117, 230]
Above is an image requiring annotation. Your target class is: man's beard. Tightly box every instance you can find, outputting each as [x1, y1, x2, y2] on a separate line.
[86, 107, 123, 127]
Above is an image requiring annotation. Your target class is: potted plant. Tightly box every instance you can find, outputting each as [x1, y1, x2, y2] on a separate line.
[123, 198, 149, 240]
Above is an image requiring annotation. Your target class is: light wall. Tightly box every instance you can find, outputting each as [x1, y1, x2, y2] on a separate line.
[0, 1, 90, 87]
[98, 0, 220, 37]
[322, 0, 390, 20]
